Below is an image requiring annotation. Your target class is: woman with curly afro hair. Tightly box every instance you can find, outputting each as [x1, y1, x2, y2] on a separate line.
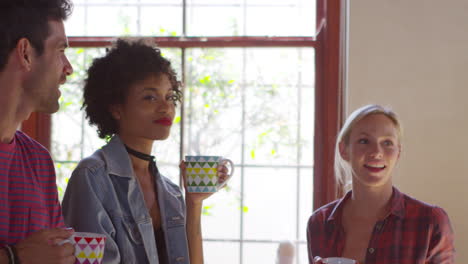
[62, 39, 230, 264]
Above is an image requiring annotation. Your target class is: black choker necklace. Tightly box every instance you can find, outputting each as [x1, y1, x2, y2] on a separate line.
[125, 145, 155, 162]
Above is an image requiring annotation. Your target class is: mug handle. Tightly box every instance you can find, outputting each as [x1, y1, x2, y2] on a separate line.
[217, 158, 234, 189]
[56, 237, 73, 246]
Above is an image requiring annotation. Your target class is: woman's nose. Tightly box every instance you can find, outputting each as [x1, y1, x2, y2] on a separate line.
[368, 143, 383, 158]
[158, 98, 174, 113]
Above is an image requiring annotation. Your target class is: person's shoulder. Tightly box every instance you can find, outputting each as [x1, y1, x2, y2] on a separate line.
[402, 192, 439, 211]
[308, 199, 341, 224]
[15, 130, 49, 154]
[65, 150, 109, 194]
[307, 199, 341, 241]
[74, 148, 107, 174]
[314, 199, 341, 214]
[401, 192, 451, 223]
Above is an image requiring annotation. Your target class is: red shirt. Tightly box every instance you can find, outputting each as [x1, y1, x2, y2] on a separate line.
[0, 131, 64, 245]
[307, 187, 455, 264]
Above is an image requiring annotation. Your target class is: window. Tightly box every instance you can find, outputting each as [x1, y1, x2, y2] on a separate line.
[22, 0, 345, 263]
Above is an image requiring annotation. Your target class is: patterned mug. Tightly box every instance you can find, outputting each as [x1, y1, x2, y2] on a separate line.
[71, 232, 106, 264]
[185, 155, 234, 193]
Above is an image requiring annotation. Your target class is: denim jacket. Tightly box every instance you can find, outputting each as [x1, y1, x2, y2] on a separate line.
[62, 136, 189, 264]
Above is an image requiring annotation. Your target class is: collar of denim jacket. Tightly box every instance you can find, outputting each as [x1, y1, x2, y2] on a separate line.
[101, 135, 135, 179]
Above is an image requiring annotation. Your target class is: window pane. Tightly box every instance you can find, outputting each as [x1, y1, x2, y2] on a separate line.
[85, 7, 138, 36]
[65, 2, 183, 36]
[204, 241, 239, 264]
[152, 120, 182, 184]
[301, 82, 315, 166]
[243, 242, 277, 263]
[66, 1, 315, 37]
[298, 243, 309, 264]
[184, 48, 314, 165]
[187, 1, 316, 36]
[184, 48, 243, 161]
[140, 7, 183, 36]
[66, 6, 86, 35]
[52, 48, 107, 164]
[52, 106, 84, 162]
[202, 172, 241, 239]
[300, 169, 314, 241]
[243, 168, 297, 240]
[73, 0, 150, 3]
[244, 242, 308, 264]
[56, 162, 78, 200]
[183, 47, 314, 252]
[186, 5, 244, 36]
[244, 48, 314, 166]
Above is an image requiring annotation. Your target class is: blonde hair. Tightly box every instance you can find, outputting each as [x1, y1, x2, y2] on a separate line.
[334, 104, 402, 192]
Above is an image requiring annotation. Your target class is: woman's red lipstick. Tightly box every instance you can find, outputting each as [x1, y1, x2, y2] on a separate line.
[154, 118, 173, 126]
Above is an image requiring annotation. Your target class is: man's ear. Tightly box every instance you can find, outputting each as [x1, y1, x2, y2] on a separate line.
[339, 141, 349, 161]
[15, 38, 34, 71]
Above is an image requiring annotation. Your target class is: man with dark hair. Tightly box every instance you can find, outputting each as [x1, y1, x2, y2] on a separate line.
[0, 0, 76, 263]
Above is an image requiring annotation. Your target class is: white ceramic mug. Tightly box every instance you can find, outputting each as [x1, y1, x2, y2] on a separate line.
[322, 257, 357, 264]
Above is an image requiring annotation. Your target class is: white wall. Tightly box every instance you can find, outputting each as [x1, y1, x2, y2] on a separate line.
[348, 1, 468, 262]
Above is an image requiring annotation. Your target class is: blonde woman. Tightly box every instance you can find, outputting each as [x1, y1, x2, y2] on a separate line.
[307, 104, 455, 264]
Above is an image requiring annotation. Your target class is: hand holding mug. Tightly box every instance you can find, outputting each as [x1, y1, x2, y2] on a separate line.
[313, 256, 324, 264]
[14, 228, 75, 264]
[215, 160, 231, 188]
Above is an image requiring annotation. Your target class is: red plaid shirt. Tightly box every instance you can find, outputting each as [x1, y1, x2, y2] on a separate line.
[307, 187, 455, 264]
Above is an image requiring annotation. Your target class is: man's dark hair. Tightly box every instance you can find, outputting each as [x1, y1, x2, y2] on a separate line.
[83, 38, 182, 139]
[0, 0, 73, 71]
